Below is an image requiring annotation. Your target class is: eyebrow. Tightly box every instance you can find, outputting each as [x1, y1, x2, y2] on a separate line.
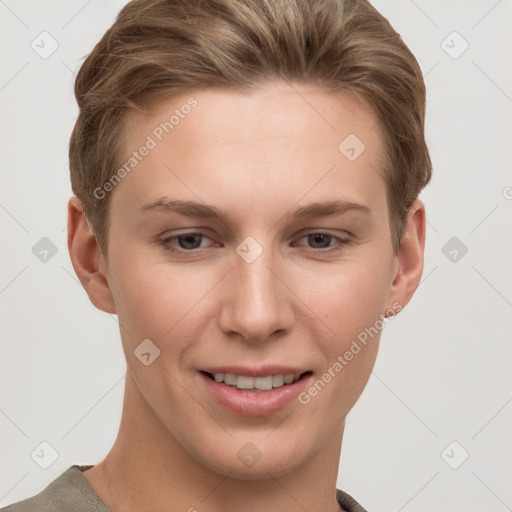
[140, 198, 371, 221]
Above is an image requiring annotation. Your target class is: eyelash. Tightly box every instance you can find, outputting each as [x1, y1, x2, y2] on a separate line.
[156, 231, 351, 255]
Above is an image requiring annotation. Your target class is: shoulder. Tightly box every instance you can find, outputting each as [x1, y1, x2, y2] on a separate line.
[336, 488, 371, 512]
[0, 466, 110, 512]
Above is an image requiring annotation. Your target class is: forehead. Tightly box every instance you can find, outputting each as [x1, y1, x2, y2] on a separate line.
[112, 81, 387, 221]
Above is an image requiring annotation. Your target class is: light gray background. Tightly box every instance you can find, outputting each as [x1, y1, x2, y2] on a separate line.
[1, 1, 511, 510]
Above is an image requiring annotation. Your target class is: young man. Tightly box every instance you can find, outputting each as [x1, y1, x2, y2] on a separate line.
[1, 0, 431, 511]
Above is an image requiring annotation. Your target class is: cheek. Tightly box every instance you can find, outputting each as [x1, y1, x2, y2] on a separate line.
[109, 254, 218, 346]
[109, 239, 393, 357]
[295, 267, 388, 419]
[302, 259, 391, 341]
[299, 260, 390, 397]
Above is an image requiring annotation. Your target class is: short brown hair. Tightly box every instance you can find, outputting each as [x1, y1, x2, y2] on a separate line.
[69, 0, 432, 256]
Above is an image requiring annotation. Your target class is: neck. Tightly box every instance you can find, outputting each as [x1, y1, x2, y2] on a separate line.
[84, 371, 346, 512]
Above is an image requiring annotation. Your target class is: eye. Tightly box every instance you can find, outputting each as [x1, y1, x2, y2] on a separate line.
[157, 231, 216, 252]
[294, 232, 351, 253]
[156, 230, 351, 255]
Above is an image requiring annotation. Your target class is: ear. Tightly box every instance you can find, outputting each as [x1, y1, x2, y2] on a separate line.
[67, 196, 116, 314]
[385, 199, 426, 313]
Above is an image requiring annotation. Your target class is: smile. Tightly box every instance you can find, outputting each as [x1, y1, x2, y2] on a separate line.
[203, 371, 311, 391]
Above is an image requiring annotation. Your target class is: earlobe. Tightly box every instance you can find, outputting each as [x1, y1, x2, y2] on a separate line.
[386, 199, 426, 312]
[67, 196, 116, 314]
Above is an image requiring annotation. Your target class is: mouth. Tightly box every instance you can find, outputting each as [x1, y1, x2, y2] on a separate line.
[200, 370, 313, 392]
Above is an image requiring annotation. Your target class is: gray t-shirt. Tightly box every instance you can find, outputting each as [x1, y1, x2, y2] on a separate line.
[0, 465, 370, 512]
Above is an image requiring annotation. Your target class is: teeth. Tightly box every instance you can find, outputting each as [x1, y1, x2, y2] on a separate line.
[211, 372, 304, 391]
[254, 376, 273, 391]
[224, 374, 237, 386]
[237, 376, 254, 389]
[272, 374, 284, 388]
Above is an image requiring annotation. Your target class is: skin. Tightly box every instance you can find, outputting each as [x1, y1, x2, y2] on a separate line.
[68, 80, 426, 512]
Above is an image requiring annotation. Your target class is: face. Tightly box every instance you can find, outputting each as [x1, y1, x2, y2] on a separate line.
[102, 81, 401, 478]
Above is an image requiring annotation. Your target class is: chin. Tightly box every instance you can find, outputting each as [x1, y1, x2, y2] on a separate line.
[189, 435, 313, 480]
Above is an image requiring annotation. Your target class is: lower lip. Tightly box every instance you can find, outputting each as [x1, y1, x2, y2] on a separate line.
[199, 372, 312, 416]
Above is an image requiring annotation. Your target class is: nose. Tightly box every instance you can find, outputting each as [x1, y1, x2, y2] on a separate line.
[217, 245, 294, 344]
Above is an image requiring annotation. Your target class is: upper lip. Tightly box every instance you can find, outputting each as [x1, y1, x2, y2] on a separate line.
[200, 366, 311, 377]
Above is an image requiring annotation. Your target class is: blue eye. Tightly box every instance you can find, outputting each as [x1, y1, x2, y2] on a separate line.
[157, 231, 351, 255]
[158, 232, 213, 252]
[295, 232, 351, 253]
